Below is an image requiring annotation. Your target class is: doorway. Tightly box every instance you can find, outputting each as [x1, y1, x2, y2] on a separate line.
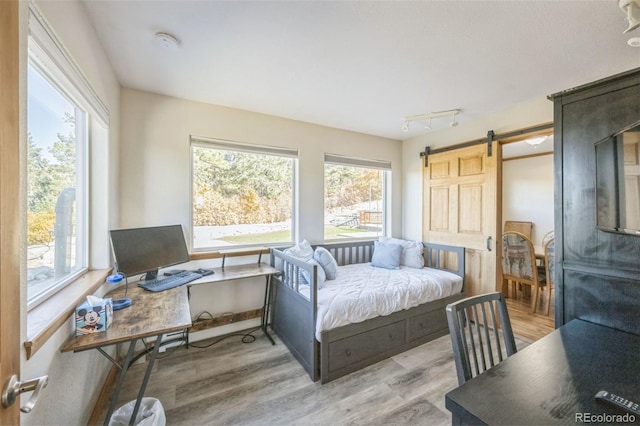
[499, 129, 555, 342]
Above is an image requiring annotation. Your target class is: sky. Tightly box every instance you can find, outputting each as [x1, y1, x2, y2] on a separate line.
[27, 64, 75, 160]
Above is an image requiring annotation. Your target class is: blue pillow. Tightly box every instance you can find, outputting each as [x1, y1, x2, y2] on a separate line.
[314, 247, 338, 280]
[301, 258, 326, 289]
[371, 241, 403, 270]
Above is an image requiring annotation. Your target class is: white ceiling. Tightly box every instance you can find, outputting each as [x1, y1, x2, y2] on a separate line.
[82, 0, 640, 141]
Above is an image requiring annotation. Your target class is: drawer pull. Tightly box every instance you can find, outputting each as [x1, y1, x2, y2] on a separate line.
[345, 350, 351, 356]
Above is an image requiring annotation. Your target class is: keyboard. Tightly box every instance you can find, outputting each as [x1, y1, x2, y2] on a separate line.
[138, 271, 203, 292]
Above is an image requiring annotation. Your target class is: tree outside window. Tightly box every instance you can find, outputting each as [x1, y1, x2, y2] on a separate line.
[192, 142, 295, 249]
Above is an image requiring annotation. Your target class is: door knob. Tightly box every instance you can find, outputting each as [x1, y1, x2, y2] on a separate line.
[2, 374, 49, 413]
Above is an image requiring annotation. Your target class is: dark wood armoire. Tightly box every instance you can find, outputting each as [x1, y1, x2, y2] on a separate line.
[550, 67, 640, 335]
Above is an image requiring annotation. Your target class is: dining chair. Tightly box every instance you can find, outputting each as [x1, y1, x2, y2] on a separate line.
[446, 292, 517, 385]
[541, 230, 554, 248]
[504, 221, 533, 240]
[543, 237, 555, 316]
[500, 231, 546, 313]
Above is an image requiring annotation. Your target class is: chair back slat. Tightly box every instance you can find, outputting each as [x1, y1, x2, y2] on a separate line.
[446, 292, 518, 385]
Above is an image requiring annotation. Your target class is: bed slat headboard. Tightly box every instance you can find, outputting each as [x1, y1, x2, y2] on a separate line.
[423, 242, 465, 278]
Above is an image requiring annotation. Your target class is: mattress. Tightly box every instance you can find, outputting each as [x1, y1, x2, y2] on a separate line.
[299, 263, 463, 341]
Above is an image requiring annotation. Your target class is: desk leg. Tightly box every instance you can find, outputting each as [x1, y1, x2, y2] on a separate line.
[128, 334, 164, 426]
[104, 340, 137, 425]
[102, 334, 165, 426]
[261, 275, 275, 345]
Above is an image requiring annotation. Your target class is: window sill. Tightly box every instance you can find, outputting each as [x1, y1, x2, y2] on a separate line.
[24, 268, 111, 360]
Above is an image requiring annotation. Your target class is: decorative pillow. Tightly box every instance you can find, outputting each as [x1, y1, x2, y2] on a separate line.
[371, 240, 403, 270]
[283, 239, 314, 261]
[314, 247, 338, 280]
[301, 258, 327, 289]
[379, 237, 425, 269]
[283, 240, 315, 284]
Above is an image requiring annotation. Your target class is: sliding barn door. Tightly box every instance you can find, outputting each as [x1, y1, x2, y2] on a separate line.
[423, 143, 499, 297]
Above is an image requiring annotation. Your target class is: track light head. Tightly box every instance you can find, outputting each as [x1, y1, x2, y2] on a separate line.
[401, 108, 461, 133]
[620, 0, 640, 33]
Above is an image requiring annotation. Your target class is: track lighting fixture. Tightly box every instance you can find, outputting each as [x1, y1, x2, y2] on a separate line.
[401, 109, 460, 133]
[620, 0, 640, 33]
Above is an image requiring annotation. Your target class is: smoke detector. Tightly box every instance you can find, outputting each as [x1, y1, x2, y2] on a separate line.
[154, 32, 179, 49]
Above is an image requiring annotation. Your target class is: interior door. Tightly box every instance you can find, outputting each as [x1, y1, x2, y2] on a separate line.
[1, 0, 22, 423]
[423, 142, 499, 297]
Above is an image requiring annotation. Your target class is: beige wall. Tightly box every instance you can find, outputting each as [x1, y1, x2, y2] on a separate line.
[20, 1, 121, 425]
[119, 88, 402, 340]
[119, 88, 402, 242]
[401, 97, 554, 240]
[502, 154, 554, 249]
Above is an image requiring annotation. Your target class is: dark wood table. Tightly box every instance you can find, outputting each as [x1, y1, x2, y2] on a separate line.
[445, 319, 640, 425]
[61, 285, 192, 425]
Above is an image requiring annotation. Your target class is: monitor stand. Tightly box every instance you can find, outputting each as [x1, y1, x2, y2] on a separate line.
[144, 270, 158, 281]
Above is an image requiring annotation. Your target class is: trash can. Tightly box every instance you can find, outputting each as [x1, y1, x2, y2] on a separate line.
[109, 397, 166, 426]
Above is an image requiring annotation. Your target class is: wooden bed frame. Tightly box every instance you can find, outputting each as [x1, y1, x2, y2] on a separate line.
[270, 240, 465, 383]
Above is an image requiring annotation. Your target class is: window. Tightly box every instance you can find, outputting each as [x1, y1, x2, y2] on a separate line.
[324, 154, 391, 240]
[26, 4, 110, 310]
[26, 63, 88, 306]
[191, 138, 297, 250]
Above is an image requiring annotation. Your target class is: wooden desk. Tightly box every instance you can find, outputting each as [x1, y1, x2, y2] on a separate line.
[445, 319, 640, 425]
[61, 285, 191, 425]
[186, 263, 280, 344]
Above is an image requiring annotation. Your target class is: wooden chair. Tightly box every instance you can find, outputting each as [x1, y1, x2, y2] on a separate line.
[446, 292, 517, 385]
[504, 221, 533, 240]
[542, 230, 554, 248]
[543, 238, 555, 316]
[500, 231, 546, 313]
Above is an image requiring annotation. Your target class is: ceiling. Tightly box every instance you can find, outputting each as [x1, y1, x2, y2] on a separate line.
[82, 0, 640, 141]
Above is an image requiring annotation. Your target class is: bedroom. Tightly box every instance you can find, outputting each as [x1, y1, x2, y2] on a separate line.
[1, 1, 638, 425]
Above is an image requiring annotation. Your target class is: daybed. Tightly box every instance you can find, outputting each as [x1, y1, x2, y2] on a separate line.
[270, 239, 465, 383]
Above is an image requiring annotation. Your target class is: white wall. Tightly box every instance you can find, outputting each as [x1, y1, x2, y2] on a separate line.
[502, 154, 554, 249]
[118, 88, 402, 340]
[402, 97, 554, 240]
[119, 89, 401, 241]
[20, 1, 121, 425]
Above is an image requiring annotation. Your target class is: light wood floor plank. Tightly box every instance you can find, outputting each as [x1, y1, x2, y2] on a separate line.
[103, 292, 554, 425]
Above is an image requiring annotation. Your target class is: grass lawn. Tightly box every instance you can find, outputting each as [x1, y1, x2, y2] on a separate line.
[222, 226, 369, 245]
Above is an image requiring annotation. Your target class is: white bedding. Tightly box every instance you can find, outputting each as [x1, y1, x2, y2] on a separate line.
[298, 263, 463, 341]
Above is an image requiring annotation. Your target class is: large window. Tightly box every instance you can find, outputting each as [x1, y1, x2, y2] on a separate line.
[324, 154, 390, 240]
[27, 62, 87, 306]
[191, 139, 297, 250]
[26, 4, 109, 310]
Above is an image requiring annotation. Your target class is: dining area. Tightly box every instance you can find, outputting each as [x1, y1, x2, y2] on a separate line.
[500, 220, 555, 314]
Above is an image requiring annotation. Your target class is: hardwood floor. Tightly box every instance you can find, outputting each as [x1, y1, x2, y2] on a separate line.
[96, 289, 554, 425]
[505, 284, 555, 343]
[98, 327, 539, 425]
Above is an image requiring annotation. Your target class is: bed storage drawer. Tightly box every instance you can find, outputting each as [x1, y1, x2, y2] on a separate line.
[409, 309, 447, 342]
[327, 320, 405, 372]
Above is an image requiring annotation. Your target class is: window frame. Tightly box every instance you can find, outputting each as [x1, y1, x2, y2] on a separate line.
[189, 137, 298, 252]
[323, 153, 392, 243]
[26, 3, 109, 311]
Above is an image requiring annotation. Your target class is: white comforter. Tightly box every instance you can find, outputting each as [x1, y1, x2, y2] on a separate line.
[299, 263, 463, 341]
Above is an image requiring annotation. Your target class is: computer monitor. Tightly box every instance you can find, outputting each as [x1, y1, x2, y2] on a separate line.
[109, 224, 190, 280]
